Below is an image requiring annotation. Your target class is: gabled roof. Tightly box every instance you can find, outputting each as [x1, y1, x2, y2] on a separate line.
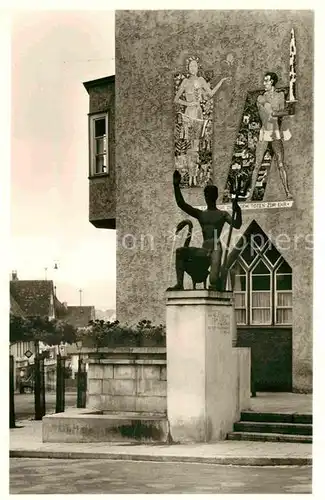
[54, 295, 68, 318]
[10, 294, 25, 318]
[10, 280, 54, 318]
[65, 306, 95, 328]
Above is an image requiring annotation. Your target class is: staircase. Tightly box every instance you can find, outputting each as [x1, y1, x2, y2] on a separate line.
[227, 411, 312, 443]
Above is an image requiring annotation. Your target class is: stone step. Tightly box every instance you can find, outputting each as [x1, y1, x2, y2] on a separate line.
[240, 411, 312, 424]
[43, 411, 169, 443]
[227, 431, 312, 444]
[88, 410, 167, 418]
[234, 421, 312, 436]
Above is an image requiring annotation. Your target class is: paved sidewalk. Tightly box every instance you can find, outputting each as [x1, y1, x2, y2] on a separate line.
[10, 393, 312, 466]
[10, 419, 312, 466]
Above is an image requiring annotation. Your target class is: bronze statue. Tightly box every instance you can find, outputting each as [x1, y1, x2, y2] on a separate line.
[173, 219, 211, 290]
[168, 169, 242, 291]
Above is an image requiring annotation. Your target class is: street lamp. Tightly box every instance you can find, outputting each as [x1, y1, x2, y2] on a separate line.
[44, 262, 59, 281]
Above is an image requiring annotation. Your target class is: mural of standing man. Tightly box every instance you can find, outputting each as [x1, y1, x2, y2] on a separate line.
[223, 29, 297, 203]
[247, 72, 293, 201]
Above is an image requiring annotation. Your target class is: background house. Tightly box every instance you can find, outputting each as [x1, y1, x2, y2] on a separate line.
[10, 272, 59, 389]
[63, 305, 96, 329]
[61, 305, 96, 379]
[9, 272, 95, 390]
[10, 276, 56, 320]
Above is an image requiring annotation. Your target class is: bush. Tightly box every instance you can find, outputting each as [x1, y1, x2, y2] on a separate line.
[135, 320, 166, 347]
[78, 319, 166, 348]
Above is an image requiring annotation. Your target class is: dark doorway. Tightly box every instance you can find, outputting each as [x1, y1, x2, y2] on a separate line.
[237, 327, 292, 392]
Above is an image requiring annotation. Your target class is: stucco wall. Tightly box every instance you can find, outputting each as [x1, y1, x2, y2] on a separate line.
[115, 10, 313, 391]
[88, 79, 116, 227]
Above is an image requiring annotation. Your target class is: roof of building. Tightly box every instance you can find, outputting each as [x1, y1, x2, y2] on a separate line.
[54, 295, 68, 318]
[10, 294, 25, 318]
[83, 75, 115, 93]
[64, 306, 96, 328]
[10, 280, 54, 317]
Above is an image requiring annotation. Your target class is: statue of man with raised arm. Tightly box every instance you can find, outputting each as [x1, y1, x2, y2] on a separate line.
[168, 169, 242, 291]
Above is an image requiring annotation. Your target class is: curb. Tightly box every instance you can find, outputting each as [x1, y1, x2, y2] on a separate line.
[9, 449, 312, 466]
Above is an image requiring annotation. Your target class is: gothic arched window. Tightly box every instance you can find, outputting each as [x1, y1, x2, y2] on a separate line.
[231, 235, 292, 326]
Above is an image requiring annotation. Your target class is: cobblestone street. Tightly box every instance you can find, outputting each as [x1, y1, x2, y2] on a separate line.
[10, 458, 312, 494]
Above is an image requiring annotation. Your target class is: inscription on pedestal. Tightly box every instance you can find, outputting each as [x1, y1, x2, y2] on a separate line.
[207, 310, 230, 335]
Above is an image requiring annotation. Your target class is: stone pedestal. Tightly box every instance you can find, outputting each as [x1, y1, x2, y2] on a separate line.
[166, 290, 241, 442]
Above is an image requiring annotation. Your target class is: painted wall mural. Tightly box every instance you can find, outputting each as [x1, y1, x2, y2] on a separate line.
[222, 85, 292, 203]
[223, 29, 297, 203]
[174, 56, 230, 188]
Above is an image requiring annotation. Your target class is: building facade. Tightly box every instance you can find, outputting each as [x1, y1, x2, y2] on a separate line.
[9, 274, 94, 390]
[10, 275, 58, 389]
[85, 10, 313, 392]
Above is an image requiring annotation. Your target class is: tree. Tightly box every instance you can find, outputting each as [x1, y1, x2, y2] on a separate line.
[9, 314, 77, 347]
[10, 315, 30, 344]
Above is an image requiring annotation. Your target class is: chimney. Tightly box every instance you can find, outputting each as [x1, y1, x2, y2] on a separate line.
[11, 270, 18, 281]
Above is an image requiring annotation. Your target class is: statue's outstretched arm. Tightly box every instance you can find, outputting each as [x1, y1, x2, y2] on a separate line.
[173, 170, 201, 219]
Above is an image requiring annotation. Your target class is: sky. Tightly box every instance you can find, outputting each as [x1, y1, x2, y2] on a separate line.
[10, 10, 116, 310]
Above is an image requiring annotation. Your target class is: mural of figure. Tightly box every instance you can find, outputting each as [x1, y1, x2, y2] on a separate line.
[174, 59, 229, 151]
[247, 72, 293, 200]
[186, 150, 199, 187]
[175, 154, 187, 177]
[174, 57, 231, 188]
